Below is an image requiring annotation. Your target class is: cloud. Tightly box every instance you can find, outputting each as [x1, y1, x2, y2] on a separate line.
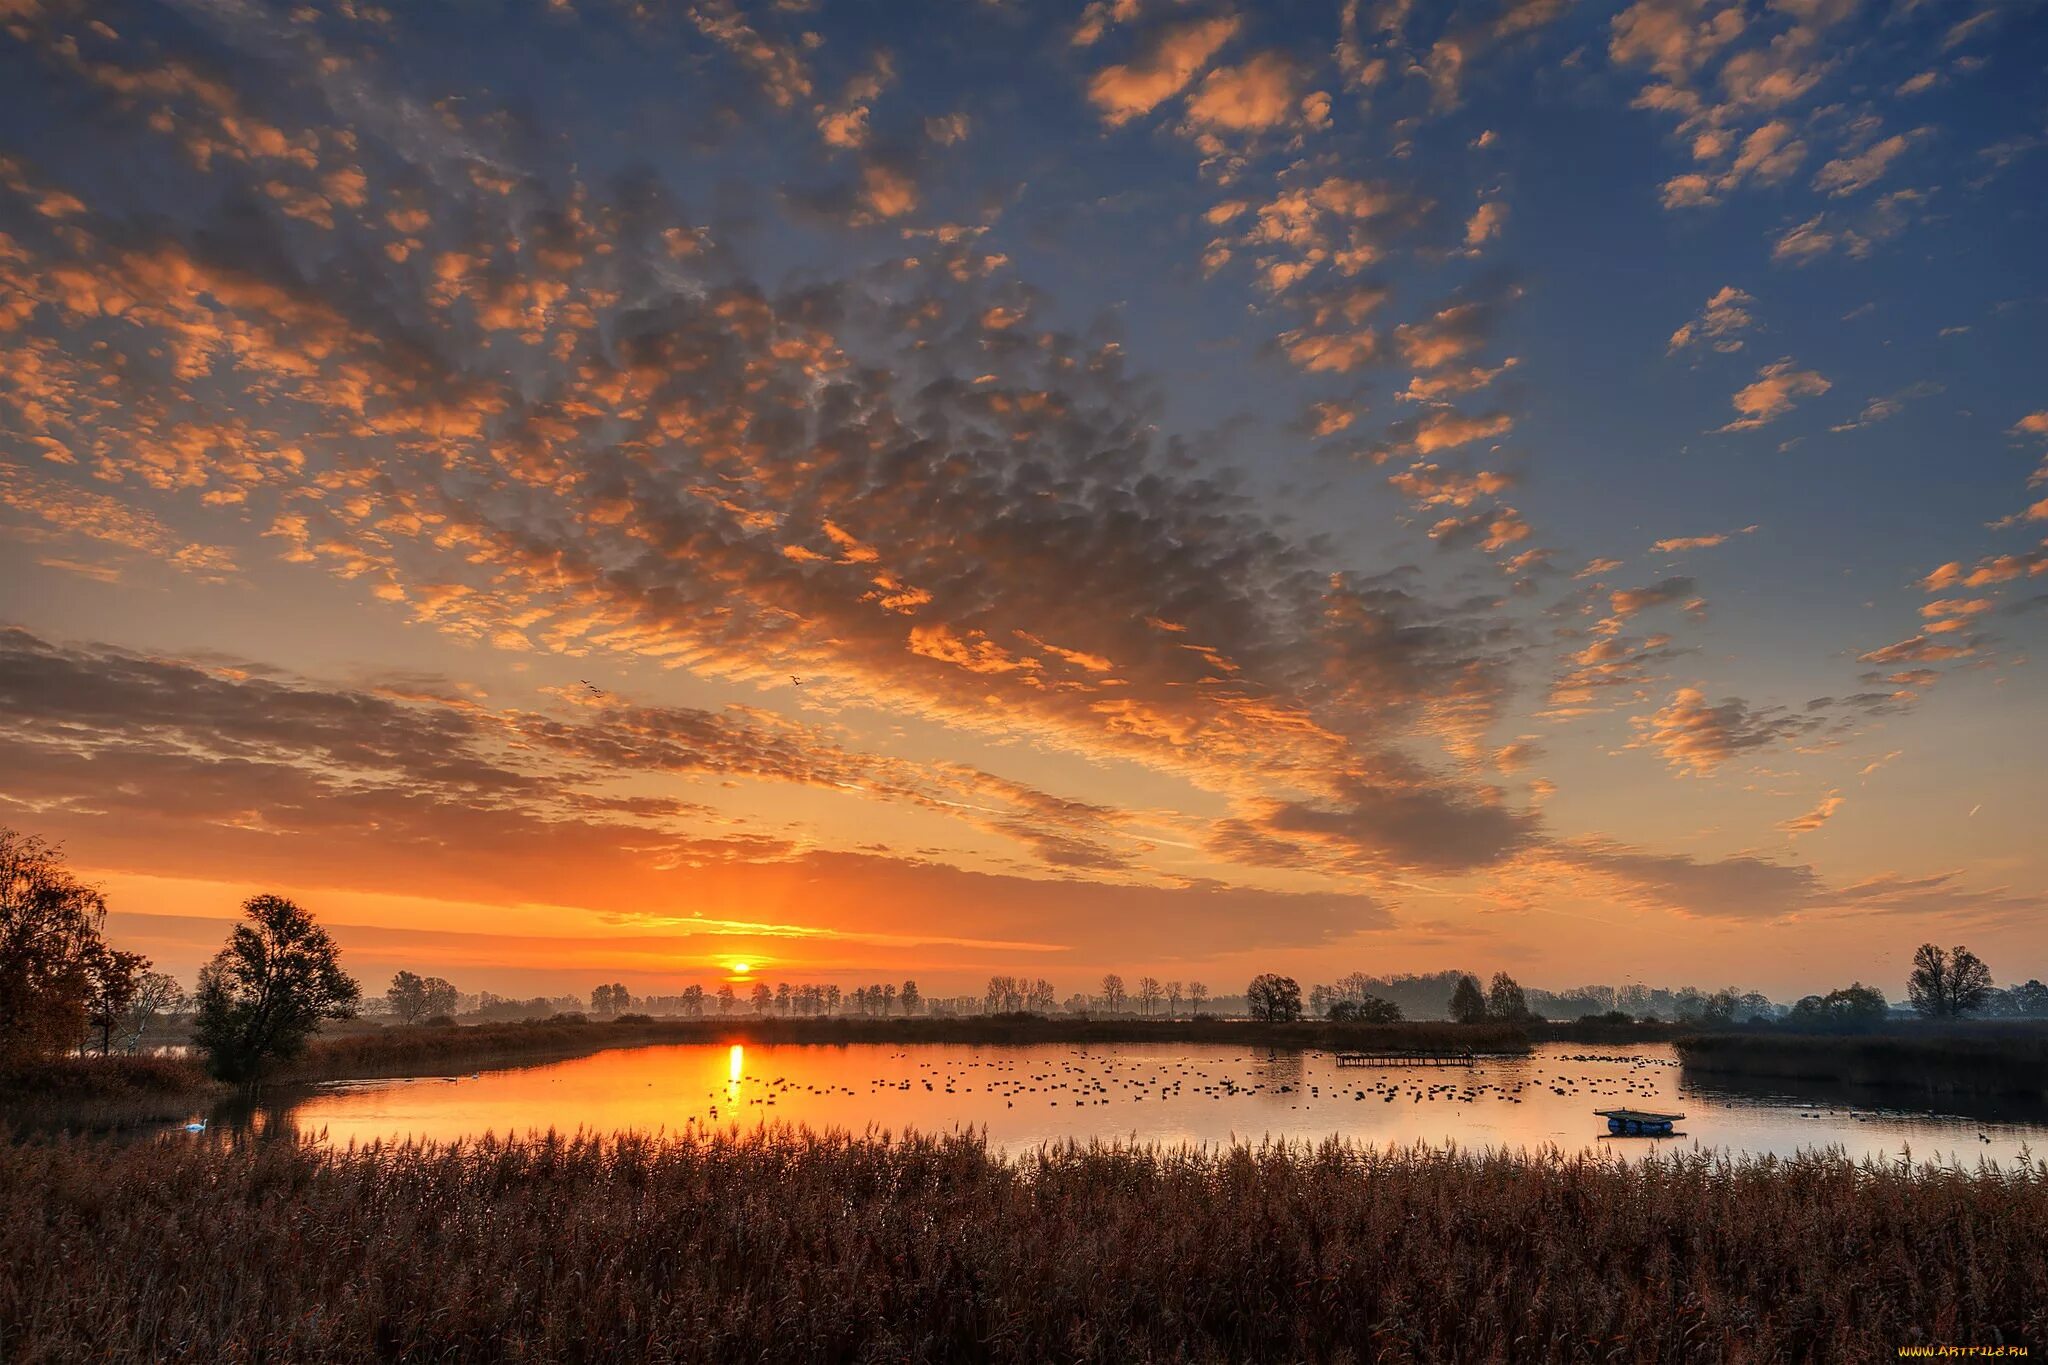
[1086, 14, 1240, 126]
[1777, 790, 1842, 836]
[1667, 285, 1755, 353]
[1180, 52, 1311, 134]
[1813, 129, 1921, 198]
[1631, 685, 1815, 774]
[1717, 357, 1830, 431]
[1651, 524, 1755, 553]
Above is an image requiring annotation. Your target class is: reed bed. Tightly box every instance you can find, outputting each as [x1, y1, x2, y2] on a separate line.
[1676, 1027, 2048, 1099]
[2, 1127, 2040, 1363]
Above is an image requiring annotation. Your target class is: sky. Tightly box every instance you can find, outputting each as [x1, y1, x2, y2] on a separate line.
[0, 0, 2043, 1002]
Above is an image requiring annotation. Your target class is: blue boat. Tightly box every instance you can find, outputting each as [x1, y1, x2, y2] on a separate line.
[1594, 1107, 1683, 1137]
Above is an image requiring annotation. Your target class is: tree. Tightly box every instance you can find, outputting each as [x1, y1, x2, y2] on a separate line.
[390, 971, 430, 1024]
[121, 970, 185, 1052]
[421, 977, 459, 1020]
[1, 829, 109, 1066]
[901, 980, 920, 1016]
[1100, 973, 1127, 1013]
[1136, 976, 1163, 1016]
[1908, 943, 1993, 1019]
[1166, 981, 1184, 1016]
[193, 895, 360, 1082]
[1486, 972, 1532, 1022]
[82, 942, 149, 1055]
[1448, 975, 1487, 1024]
[750, 981, 772, 1014]
[1329, 995, 1403, 1024]
[680, 984, 706, 1018]
[1245, 973, 1303, 1022]
[1788, 983, 1889, 1029]
[1188, 982, 1208, 1016]
[716, 984, 735, 1016]
[2008, 980, 2048, 1018]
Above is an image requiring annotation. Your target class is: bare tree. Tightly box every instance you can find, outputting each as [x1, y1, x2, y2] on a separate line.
[1099, 973, 1127, 1013]
[1165, 980, 1184, 1017]
[1187, 982, 1208, 1017]
[1136, 976, 1163, 1016]
[1908, 943, 1993, 1018]
[82, 942, 149, 1055]
[122, 970, 185, 1052]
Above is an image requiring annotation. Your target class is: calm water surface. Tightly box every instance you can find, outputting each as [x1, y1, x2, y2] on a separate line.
[223, 1041, 2045, 1163]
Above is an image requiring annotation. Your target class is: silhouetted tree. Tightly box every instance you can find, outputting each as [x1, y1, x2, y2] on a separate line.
[716, 984, 735, 1015]
[121, 970, 185, 1052]
[1246, 973, 1302, 1022]
[1787, 983, 1889, 1029]
[749, 981, 772, 1014]
[82, 942, 149, 1055]
[901, 980, 920, 1016]
[1165, 980, 1184, 1016]
[0, 829, 108, 1066]
[421, 977, 459, 1019]
[1100, 973, 1127, 1012]
[1328, 995, 1403, 1023]
[1908, 943, 1992, 1018]
[1188, 981, 1208, 1016]
[194, 895, 360, 1082]
[390, 971, 429, 1024]
[1136, 976, 1163, 1016]
[1448, 975, 1487, 1024]
[1486, 972, 1533, 1022]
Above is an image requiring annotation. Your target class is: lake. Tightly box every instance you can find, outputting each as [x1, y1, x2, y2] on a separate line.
[200, 1041, 2048, 1163]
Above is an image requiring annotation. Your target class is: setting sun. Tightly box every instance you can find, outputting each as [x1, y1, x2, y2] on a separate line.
[730, 962, 751, 975]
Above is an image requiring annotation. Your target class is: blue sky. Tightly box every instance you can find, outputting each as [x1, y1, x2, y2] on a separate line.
[0, 0, 2043, 997]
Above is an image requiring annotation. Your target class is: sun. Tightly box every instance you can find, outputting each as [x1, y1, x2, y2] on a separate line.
[730, 962, 751, 975]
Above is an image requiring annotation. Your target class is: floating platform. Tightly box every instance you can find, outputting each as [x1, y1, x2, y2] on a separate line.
[1595, 1107, 1684, 1136]
[1334, 1049, 1476, 1067]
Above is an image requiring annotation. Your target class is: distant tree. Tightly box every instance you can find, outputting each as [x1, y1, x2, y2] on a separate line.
[121, 970, 186, 1052]
[0, 829, 109, 1066]
[1187, 981, 1208, 1017]
[1100, 973, 1127, 1013]
[390, 971, 429, 1024]
[680, 984, 706, 1018]
[716, 984, 735, 1016]
[749, 981, 773, 1014]
[825, 985, 841, 1016]
[1448, 975, 1487, 1024]
[1787, 983, 1889, 1030]
[421, 977, 459, 1019]
[1165, 981, 1184, 1016]
[1028, 978, 1056, 1013]
[1136, 976, 1163, 1016]
[776, 982, 792, 1016]
[2008, 980, 2048, 1018]
[901, 980, 921, 1016]
[1908, 943, 1993, 1019]
[1308, 983, 1335, 1018]
[1245, 973, 1303, 1023]
[82, 942, 149, 1055]
[1486, 972, 1532, 1022]
[193, 895, 360, 1082]
[1328, 996, 1403, 1024]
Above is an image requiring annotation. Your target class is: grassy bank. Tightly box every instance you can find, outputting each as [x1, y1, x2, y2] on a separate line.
[282, 1015, 1536, 1082]
[1675, 1026, 2048, 1099]
[2, 1127, 2040, 1362]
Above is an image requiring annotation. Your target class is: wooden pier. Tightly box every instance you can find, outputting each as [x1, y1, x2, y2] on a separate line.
[1334, 1049, 1477, 1068]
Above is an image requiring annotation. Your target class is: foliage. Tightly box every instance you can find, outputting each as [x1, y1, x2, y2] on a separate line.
[1675, 1026, 2048, 1099]
[1485, 972, 1533, 1023]
[1908, 943, 1993, 1019]
[0, 830, 109, 1066]
[1326, 995, 1403, 1024]
[4, 1129, 2042, 1361]
[1244, 973, 1302, 1023]
[1448, 975, 1487, 1024]
[1786, 983, 1890, 1030]
[388, 971, 461, 1025]
[80, 943, 149, 1056]
[193, 895, 360, 1083]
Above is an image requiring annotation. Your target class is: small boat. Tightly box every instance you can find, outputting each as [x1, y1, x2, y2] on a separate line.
[1595, 1107, 1683, 1137]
